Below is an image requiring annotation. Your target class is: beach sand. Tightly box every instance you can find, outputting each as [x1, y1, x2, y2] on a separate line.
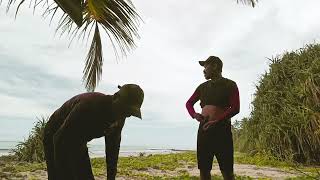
[0, 162, 301, 180]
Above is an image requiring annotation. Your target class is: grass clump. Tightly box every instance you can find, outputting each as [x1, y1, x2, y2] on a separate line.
[234, 152, 294, 168]
[11, 117, 47, 162]
[3, 162, 46, 173]
[118, 151, 197, 171]
[90, 151, 197, 176]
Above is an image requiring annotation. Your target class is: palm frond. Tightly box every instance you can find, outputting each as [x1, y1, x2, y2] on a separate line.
[53, 0, 83, 27]
[79, 0, 141, 91]
[83, 22, 103, 92]
[237, 0, 257, 7]
[5, 0, 48, 17]
[84, 0, 141, 56]
[5, 0, 141, 92]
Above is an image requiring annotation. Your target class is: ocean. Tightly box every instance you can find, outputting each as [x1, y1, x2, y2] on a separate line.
[0, 119, 197, 157]
[0, 140, 189, 158]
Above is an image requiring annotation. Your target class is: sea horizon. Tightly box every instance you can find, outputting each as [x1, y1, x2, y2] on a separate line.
[0, 140, 195, 157]
[0, 118, 199, 157]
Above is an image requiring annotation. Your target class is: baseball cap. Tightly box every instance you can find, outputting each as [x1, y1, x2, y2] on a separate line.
[117, 84, 144, 119]
[199, 56, 222, 66]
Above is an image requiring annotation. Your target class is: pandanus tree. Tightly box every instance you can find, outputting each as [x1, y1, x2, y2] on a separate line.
[4, 0, 256, 91]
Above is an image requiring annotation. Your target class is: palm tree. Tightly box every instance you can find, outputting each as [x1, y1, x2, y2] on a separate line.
[4, 0, 256, 91]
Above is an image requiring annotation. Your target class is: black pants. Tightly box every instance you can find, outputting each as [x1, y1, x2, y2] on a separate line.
[43, 112, 94, 180]
[197, 120, 234, 174]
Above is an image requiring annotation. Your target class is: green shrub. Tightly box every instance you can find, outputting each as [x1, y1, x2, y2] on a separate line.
[11, 117, 47, 162]
[235, 44, 320, 164]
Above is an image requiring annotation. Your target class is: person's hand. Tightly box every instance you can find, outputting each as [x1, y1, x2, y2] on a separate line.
[193, 113, 204, 122]
[202, 120, 218, 131]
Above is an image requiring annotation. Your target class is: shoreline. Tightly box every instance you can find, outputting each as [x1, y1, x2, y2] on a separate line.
[0, 140, 195, 158]
[89, 148, 194, 158]
[0, 148, 195, 158]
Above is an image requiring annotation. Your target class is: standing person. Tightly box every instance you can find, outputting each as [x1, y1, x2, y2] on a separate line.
[43, 84, 144, 180]
[186, 56, 240, 180]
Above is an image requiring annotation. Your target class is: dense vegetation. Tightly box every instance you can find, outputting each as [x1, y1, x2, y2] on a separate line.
[11, 117, 47, 162]
[233, 44, 320, 164]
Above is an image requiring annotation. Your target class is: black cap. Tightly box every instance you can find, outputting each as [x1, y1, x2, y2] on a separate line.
[199, 56, 222, 66]
[117, 84, 144, 119]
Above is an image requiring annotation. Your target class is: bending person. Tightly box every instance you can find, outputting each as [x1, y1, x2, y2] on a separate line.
[43, 84, 144, 180]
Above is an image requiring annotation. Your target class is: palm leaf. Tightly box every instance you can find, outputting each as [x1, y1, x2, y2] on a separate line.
[5, 0, 141, 91]
[53, 0, 83, 27]
[83, 22, 103, 92]
[84, 0, 141, 56]
[237, 0, 257, 7]
[57, 0, 141, 91]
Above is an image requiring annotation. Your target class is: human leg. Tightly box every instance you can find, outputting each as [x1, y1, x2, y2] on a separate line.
[200, 169, 211, 180]
[70, 145, 95, 180]
[43, 113, 64, 180]
[43, 127, 56, 180]
[197, 126, 214, 180]
[214, 130, 234, 180]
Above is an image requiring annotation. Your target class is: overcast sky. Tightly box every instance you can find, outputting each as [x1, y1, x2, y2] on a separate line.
[1, 0, 320, 149]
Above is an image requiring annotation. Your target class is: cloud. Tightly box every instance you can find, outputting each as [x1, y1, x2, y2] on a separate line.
[1, 0, 320, 147]
[0, 54, 82, 117]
